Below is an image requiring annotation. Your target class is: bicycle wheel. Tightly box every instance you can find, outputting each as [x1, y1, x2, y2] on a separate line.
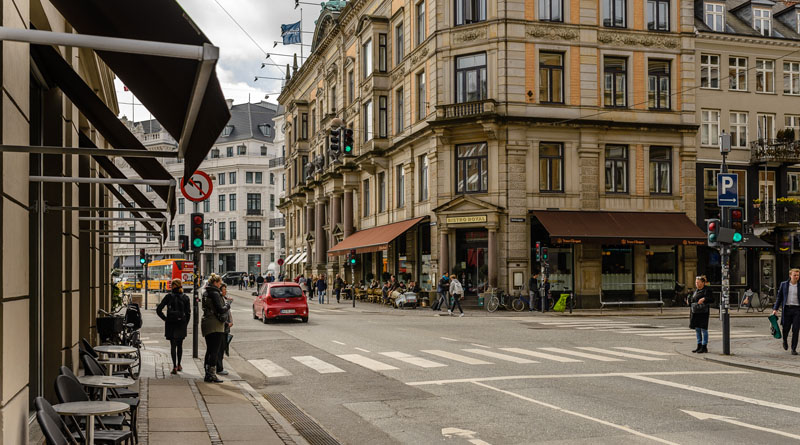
[511, 298, 525, 312]
[487, 296, 500, 312]
[757, 295, 768, 312]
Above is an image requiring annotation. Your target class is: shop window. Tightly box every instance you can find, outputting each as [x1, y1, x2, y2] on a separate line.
[545, 246, 573, 292]
[455, 142, 488, 194]
[789, 173, 800, 194]
[646, 246, 675, 292]
[601, 246, 633, 293]
[605, 145, 628, 193]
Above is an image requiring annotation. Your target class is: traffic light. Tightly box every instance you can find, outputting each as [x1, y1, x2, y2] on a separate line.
[729, 207, 744, 244]
[190, 213, 204, 251]
[707, 218, 720, 248]
[329, 128, 341, 158]
[178, 235, 189, 253]
[349, 249, 357, 265]
[343, 128, 354, 155]
[541, 247, 549, 262]
[535, 241, 541, 262]
[139, 248, 146, 265]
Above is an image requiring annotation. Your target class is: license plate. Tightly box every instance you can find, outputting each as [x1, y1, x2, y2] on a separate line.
[280, 309, 295, 314]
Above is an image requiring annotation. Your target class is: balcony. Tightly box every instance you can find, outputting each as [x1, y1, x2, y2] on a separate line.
[436, 99, 497, 120]
[246, 238, 263, 246]
[755, 201, 800, 226]
[246, 208, 263, 216]
[269, 217, 285, 228]
[269, 157, 285, 168]
[751, 139, 800, 163]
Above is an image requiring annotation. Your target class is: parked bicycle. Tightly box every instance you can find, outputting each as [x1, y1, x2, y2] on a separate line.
[97, 303, 143, 378]
[486, 288, 510, 313]
[758, 285, 776, 313]
[665, 281, 691, 307]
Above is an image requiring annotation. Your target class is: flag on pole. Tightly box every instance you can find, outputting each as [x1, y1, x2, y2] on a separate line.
[281, 21, 302, 45]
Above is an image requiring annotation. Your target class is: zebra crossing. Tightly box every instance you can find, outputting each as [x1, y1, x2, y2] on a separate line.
[247, 345, 675, 378]
[529, 319, 770, 340]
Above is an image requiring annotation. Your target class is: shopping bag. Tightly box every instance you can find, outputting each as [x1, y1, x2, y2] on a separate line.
[553, 294, 568, 312]
[768, 314, 782, 339]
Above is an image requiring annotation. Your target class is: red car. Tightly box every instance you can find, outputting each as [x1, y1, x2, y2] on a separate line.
[253, 282, 309, 323]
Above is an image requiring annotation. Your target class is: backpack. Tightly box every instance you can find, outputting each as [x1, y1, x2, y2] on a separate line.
[166, 294, 184, 323]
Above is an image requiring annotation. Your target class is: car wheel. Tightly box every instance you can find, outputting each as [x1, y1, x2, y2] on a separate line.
[253, 305, 258, 320]
[301, 317, 308, 323]
[262, 310, 269, 324]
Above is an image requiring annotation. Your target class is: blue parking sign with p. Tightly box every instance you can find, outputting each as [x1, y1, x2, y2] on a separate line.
[717, 173, 738, 207]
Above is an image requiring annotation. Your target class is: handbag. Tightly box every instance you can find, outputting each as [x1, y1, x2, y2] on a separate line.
[691, 302, 709, 314]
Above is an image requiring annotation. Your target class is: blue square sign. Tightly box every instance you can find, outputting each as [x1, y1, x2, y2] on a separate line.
[717, 173, 738, 207]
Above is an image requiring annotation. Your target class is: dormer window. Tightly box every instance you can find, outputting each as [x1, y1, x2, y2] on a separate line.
[704, 2, 725, 31]
[754, 8, 771, 36]
[221, 125, 234, 137]
[258, 123, 272, 137]
[797, 11, 800, 33]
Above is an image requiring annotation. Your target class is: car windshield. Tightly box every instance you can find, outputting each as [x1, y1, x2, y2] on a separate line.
[270, 286, 303, 298]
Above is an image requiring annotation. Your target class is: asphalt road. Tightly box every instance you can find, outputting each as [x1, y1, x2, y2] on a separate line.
[215, 289, 800, 444]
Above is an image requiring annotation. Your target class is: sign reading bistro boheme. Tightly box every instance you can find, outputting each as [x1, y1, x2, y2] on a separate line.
[446, 215, 487, 224]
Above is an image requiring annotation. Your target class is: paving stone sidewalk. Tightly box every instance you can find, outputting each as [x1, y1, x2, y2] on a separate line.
[689, 336, 800, 377]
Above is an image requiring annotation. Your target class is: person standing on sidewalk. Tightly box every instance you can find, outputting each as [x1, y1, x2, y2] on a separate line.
[689, 275, 713, 354]
[448, 274, 465, 317]
[256, 273, 265, 292]
[216, 283, 234, 376]
[243, 274, 249, 289]
[334, 274, 344, 303]
[201, 274, 231, 383]
[528, 272, 540, 311]
[434, 274, 450, 312]
[316, 274, 327, 304]
[773, 268, 800, 355]
[156, 279, 190, 375]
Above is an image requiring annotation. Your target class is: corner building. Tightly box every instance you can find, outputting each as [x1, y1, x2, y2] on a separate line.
[279, 0, 704, 306]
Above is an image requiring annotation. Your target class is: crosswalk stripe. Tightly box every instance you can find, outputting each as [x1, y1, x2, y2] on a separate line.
[421, 350, 494, 365]
[292, 356, 345, 373]
[354, 347, 371, 353]
[538, 347, 624, 362]
[380, 351, 447, 368]
[462, 349, 538, 364]
[500, 348, 583, 363]
[660, 334, 763, 340]
[249, 359, 292, 378]
[575, 347, 667, 361]
[613, 347, 676, 356]
[337, 354, 398, 371]
[633, 331, 709, 336]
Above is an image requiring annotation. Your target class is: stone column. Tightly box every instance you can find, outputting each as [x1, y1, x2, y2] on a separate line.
[343, 189, 354, 238]
[315, 200, 325, 269]
[488, 228, 498, 288]
[306, 204, 314, 268]
[331, 193, 342, 230]
[439, 229, 449, 275]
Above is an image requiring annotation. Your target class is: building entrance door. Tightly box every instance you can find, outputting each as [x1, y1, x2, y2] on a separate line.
[455, 229, 488, 296]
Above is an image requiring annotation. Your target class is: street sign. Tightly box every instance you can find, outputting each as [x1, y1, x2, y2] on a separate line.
[717, 173, 738, 207]
[180, 170, 213, 202]
[277, 258, 284, 266]
[257, 261, 261, 267]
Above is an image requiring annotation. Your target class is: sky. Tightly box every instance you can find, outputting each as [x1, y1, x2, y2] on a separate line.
[114, 0, 321, 121]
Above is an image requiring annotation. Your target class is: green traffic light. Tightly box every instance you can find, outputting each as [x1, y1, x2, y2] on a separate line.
[709, 234, 717, 242]
[193, 238, 203, 247]
[139, 258, 146, 264]
[344, 145, 352, 153]
[350, 258, 356, 264]
[732, 232, 743, 243]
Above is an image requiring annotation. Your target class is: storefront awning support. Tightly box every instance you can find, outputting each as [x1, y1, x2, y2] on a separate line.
[0, 144, 179, 158]
[176, 45, 218, 159]
[30, 176, 175, 186]
[79, 217, 167, 223]
[47, 206, 168, 212]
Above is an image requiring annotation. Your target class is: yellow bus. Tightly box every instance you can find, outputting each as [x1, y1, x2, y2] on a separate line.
[144, 258, 195, 292]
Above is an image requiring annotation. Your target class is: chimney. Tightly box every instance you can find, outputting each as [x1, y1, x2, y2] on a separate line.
[225, 98, 234, 109]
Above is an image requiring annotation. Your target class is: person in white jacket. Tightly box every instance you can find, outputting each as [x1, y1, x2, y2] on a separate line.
[448, 274, 465, 317]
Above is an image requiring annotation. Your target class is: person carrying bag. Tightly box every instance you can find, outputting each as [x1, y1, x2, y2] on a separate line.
[201, 274, 231, 383]
[156, 279, 191, 375]
[689, 275, 714, 354]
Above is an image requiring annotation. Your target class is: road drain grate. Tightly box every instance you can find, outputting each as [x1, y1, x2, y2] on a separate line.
[264, 393, 341, 445]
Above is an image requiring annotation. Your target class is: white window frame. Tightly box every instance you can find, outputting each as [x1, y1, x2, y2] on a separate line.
[730, 111, 748, 148]
[756, 59, 775, 93]
[363, 100, 374, 142]
[729, 57, 747, 91]
[754, 8, 771, 36]
[789, 172, 800, 194]
[701, 109, 720, 147]
[757, 113, 776, 140]
[362, 39, 373, 79]
[704, 2, 725, 31]
[700, 54, 720, 89]
[785, 114, 800, 140]
[784, 61, 800, 95]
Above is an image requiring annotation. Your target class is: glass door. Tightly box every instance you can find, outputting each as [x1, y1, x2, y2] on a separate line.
[455, 229, 488, 296]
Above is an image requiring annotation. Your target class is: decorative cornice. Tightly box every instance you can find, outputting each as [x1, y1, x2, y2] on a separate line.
[526, 24, 579, 41]
[452, 26, 487, 44]
[698, 32, 800, 47]
[597, 30, 680, 49]
[410, 46, 429, 66]
[391, 65, 406, 82]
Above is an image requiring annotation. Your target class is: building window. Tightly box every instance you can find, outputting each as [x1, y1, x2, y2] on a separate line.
[417, 71, 426, 120]
[169, 226, 175, 241]
[602, 0, 626, 27]
[331, 86, 337, 113]
[539, 0, 562, 21]
[396, 88, 404, 135]
[363, 39, 373, 78]
[311, 108, 316, 135]
[419, 155, 429, 201]
[363, 100, 374, 141]
[256, 172, 263, 184]
[455, 142, 489, 194]
[178, 198, 185, 214]
[178, 224, 185, 237]
[786, 115, 800, 140]
[129, 227, 135, 243]
[704, 2, 724, 31]
[539, 52, 564, 103]
[203, 223, 210, 239]
[261, 145, 268, 156]
[301, 113, 308, 139]
[226, 193, 236, 212]
[146, 184, 153, 192]
[203, 200, 210, 212]
[246, 172, 253, 183]
[247, 221, 261, 241]
[455, 53, 487, 103]
[222, 125, 233, 137]
[757, 113, 776, 140]
[784, 62, 800, 95]
[647, 0, 669, 30]
[790, 173, 800, 193]
[604, 146, 628, 193]
[379, 96, 388, 138]
[258, 124, 271, 137]
[756, 59, 775, 93]
[729, 57, 747, 91]
[270, 173, 275, 185]
[218, 173, 225, 185]
[700, 54, 719, 89]
[229, 172, 236, 184]
[701, 109, 720, 146]
[395, 22, 404, 64]
[230, 221, 236, 240]
[219, 194, 225, 212]
[237, 145, 247, 155]
[455, 0, 486, 25]
[226, 146, 233, 157]
[211, 148, 220, 158]
[648, 60, 670, 110]
[270, 194, 275, 211]
[754, 8, 771, 36]
[730, 112, 748, 148]
[348, 70, 354, 103]
[363, 178, 370, 216]
[396, 164, 405, 208]
[247, 193, 261, 211]
[219, 222, 226, 241]
[378, 172, 386, 212]
[539, 142, 563, 192]
[193, 201, 199, 213]
[416, 1, 426, 46]
[649, 147, 672, 194]
[117, 204, 124, 219]
[604, 57, 627, 107]
[378, 34, 388, 73]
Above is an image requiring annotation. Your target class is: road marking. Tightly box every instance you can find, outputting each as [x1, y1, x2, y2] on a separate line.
[249, 359, 292, 378]
[462, 349, 538, 364]
[660, 334, 763, 340]
[575, 347, 667, 361]
[354, 347, 371, 353]
[682, 410, 800, 440]
[142, 340, 159, 344]
[634, 330, 752, 337]
[337, 354, 398, 371]
[627, 375, 800, 414]
[421, 350, 494, 365]
[470, 343, 491, 349]
[332, 340, 346, 345]
[473, 382, 679, 445]
[380, 351, 447, 368]
[500, 348, 583, 363]
[440, 336, 458, 342]
[613, 347, 675, 356]
[292, 356, 345, 374]
[406, 371, 747, 386]
[442, 427, 493, 445]
[539, 347, 624, 362]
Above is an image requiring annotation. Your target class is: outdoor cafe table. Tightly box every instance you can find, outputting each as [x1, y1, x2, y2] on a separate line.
[93, 345, 136, 356]
[78, 375, 135, 401]
[96, 357, 136, 376]
[53, 401, 129, 445]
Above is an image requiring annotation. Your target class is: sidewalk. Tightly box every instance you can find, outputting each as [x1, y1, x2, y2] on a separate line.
[684, 336, 800, 378]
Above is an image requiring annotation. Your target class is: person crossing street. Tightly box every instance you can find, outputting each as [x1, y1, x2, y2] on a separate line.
[448, 274, 464, 317]
[773, 268, 800, 355]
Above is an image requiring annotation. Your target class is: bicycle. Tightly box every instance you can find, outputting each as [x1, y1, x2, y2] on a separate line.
[758, 285, 776, 313]
[97, 305, 143, 378]
[486, 288, 510, 313]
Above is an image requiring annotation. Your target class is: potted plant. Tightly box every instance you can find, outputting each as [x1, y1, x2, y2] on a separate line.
[753, 198, 762, 209]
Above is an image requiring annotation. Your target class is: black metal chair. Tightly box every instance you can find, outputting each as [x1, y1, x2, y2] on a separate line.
[80, 338, 99, 359]
[54, 375, 128, 432]
[36, 396, 132, 445]
[37, 408, 72, 445]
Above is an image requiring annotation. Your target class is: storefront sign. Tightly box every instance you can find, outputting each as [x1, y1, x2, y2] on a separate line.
[510, 217, 526, 223]
[555, 238, 582, 244]
[446, 215, 487, 224]
[620, 239, 645, 245]
[682, 240, 706, 246]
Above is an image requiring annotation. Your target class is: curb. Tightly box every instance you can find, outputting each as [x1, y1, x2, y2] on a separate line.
[674, 341, 800, 379]
[238, 381, 309, 445]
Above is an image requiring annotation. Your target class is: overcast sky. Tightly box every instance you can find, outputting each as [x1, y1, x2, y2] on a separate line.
[115, 0, 320, 121]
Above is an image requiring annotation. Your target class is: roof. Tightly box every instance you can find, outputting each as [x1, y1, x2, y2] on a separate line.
[328, 217, 425, 256]
[696, 0, 800, 40]
[532, 211, 707, 244]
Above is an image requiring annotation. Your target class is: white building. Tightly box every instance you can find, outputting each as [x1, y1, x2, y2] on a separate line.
[113, 100, 284, 276]
[269, 112, 287, 275]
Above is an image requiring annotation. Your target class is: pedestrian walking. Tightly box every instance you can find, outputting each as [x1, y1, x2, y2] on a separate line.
[243, 274, 249, 289]
[773, 268, 800, 355]
[156, 279, 190, 375]
[528, 272, 540, 311]
[249, 273, 256, 289]
[434, 274, 450, 311]
[201, 274, 231, 383]
[689, 275, 713, 354]
[216, 283, 233, 376]
[316, 274, 327, 304]
[238, 275, 243, 290]
[334, 274, 344, 303]
[256, 273, 265, 292]
[448, 274, 465, 317]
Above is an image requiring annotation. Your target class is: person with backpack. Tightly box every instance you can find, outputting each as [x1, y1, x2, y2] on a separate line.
[201, 274, 231, 383]
[448, 274, 465, 317]
[156, 279, 191, 375]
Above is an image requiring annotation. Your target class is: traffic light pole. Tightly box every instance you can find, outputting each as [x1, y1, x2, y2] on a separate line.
[144, 261, 149, 310]
[720, 150, 731, 355]
[351, 262, 356, 308]
[192, 250, 200, 359]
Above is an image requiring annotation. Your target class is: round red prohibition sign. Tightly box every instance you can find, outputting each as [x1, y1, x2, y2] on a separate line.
[180, 170, 214, 202]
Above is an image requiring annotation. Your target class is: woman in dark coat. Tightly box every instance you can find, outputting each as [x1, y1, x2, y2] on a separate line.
[201, 274, 231, 383]
[689, 275, 714, 354]
[156, 279, 191, 374]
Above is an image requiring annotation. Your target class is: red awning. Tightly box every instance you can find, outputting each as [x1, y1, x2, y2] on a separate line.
[328, 217, 425, 256]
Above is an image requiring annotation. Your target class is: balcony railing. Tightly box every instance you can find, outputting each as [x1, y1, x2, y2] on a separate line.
[269, 157, 285, 168]
[269, 217, 285, 228]
[246, 238, 263, 246]
[755, 201, 800, 225]
[246, 208, 263, 216]
[751, 139, 800, 163]
[215, 240, 233, 247]
[436, 99, 496, 120]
